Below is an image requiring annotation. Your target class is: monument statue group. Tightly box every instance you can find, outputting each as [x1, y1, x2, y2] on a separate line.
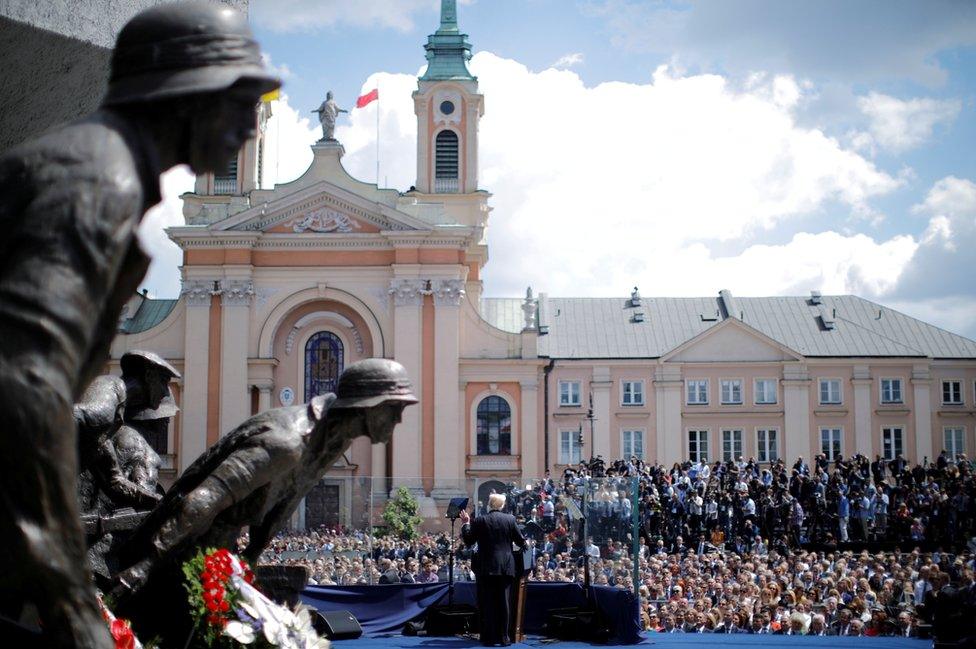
[0, 3, 413, 647]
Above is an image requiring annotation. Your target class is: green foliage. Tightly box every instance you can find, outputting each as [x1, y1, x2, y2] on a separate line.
[382, 486, 423, 541]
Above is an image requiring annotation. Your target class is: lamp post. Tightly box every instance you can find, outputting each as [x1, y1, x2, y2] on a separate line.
[586, 392, 596, 462]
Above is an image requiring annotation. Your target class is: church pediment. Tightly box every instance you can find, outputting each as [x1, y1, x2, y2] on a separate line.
[663, 318, 803, 363]
[210, 180, 432, 234]
[263, 205, 378, 234]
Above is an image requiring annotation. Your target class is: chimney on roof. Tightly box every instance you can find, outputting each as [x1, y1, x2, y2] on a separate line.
[718, 289, 739, 320]
[630, 286, 642, 308]
[536, 292, 549, 334]
[810, 290, 822, 305]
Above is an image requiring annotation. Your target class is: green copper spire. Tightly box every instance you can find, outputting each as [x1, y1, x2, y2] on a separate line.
[420, 0, 475, 82]
[439, 0, 459, 33]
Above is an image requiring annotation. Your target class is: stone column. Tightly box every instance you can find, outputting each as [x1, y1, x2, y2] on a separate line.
[255, 379, 274, 413]
[653, 366, 682, 464]
[912, 364, 933, 464]
[220, 278, 253, 436]
[179, 278, 218, 471]
[852, 365, 873, 457]
[389, 277, 425, 492]
[591, 366, 612, 461]
[783, 364, 812, 460]
[431, 279, 465, 498]
[520, 379, 540, 481]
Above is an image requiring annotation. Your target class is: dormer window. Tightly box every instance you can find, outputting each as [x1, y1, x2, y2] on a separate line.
[434, 129, 459, 193]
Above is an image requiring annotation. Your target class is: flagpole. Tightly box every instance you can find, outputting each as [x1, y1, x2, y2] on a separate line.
[375, 79, 380, 187]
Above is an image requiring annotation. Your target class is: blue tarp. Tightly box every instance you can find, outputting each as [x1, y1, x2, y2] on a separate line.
[301, 582, 641, 644]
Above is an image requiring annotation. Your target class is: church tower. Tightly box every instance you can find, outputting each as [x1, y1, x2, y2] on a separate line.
[413, 0, 484, 201]
[407, 0, 489, 300]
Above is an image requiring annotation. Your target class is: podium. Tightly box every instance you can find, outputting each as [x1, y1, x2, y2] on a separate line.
[508, 547, 533, 643]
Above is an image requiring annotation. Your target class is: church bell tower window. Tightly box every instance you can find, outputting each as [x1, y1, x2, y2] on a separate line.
[213, 153, 239, 195]
[434, 129, 459, 193]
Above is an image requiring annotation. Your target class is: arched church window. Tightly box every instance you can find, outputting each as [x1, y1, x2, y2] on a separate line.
[434, 129, 459, 193]
[476, 395, 511, 455]
[305, 331, 344, 402]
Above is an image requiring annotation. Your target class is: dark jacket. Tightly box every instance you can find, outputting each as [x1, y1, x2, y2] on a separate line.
[461, 509, 526, 577]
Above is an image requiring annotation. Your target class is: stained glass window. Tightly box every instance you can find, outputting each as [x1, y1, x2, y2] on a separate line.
[476, 396, 511, 455]
[305, 331, 344, 402]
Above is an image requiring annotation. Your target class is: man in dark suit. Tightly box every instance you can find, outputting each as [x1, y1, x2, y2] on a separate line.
[460, 493, 527, 646]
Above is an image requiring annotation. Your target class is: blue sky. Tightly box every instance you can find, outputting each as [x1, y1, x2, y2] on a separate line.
[141, 1, 976, 339]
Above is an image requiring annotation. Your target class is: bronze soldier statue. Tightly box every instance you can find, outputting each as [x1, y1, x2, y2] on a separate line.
[111, 359, 417, 644]
[0, 3, 279, 646]
[118, 350, 182, 493]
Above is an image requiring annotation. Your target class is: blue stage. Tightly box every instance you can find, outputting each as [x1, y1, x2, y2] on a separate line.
[334, 633, 931, 649]
[302, 582, 640, 644]
[302, 583, 931, 647]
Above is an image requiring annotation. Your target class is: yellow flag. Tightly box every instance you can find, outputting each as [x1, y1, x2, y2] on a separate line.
[261, 88, 280, 103]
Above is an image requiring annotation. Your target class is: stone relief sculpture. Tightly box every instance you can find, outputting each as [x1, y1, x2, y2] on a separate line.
[109, 359, 417, 644]
[0, 3, 279, 646]
[312, 90, 348, 141]
[288, 206, 361, 233]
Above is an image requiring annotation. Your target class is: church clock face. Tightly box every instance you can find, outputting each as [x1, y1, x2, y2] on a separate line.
[439, 100, 455, 116]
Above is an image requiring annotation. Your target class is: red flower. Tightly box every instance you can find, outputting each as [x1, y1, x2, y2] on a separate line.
[110, 619, 136, 649]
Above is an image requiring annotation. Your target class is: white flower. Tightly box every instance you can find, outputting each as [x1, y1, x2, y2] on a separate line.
[224, 621, 257, 644]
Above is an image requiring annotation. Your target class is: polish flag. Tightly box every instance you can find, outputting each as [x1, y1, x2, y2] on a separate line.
[356, 88, 379, 108]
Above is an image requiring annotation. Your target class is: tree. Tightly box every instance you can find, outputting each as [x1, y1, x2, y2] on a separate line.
[382, 486, 423, 541]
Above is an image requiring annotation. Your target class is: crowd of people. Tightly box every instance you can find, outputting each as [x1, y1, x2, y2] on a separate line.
[257, 450, 976, 638]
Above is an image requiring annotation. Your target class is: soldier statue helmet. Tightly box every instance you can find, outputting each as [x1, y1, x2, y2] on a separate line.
[104, 1, 279, 106]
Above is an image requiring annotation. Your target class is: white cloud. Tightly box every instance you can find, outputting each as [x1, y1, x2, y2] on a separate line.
[139, 51, 945, 335]
[552, 52, 584, 68]
[250, 0, 473, 33]
[855, 92, 961, 153]
[261, 53, 295, 81]
[138, 165, 195, 298]
[893, 176, 976, 305]
[263, 94, 320, 185]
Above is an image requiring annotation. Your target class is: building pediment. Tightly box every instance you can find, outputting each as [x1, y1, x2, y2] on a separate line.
[209, 179, 431, 234]
[663, 317, 804, 363]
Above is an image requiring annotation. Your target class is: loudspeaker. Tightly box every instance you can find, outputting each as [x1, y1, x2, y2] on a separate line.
[312, 610, 363, 640]
[544, 607, 609, 642]
[425, 604, 478, 636]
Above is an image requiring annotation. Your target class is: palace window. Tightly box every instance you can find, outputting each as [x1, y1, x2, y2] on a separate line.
[304, 331, 344, 402]
[621, 429, 644, 459]
[755, 379, 777, 405]
[820, 427, 843, 460]
[882, 427, 904, 461]
[757, 429, 778, 463]
[621, 380, 644, 406]
[721, 379, 743, 405]
[476, 396, 512, 455]
[881, 378, 903, 404]
[686, 379, 709, 405]
[944, 427, 965, 457]
[559, 430, 582, 464]
[722, 429, 743, 461]
[559, 380, 581, 406]
[943, 380, 963, 405]
[688, 430, 709, 463]
[819, 379, 842, 405]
